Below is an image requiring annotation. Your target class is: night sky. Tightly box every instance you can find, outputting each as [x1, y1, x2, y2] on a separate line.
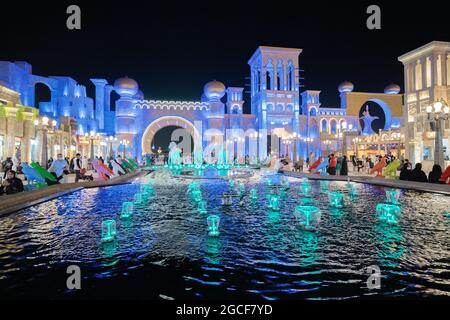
[2, 1, 449, 112]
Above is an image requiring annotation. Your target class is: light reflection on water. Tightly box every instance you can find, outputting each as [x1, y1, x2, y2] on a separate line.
[0, 174, 449, 299]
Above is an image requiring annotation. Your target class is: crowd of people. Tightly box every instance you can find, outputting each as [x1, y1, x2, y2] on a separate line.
[0, 153, 134, 197]
[287, 152, 449, 184]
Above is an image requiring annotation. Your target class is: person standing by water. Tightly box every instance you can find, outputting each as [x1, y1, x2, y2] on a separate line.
[340, 155, 348, 176]
[327, 153, 337, 175]
[73, 153, 82, 182]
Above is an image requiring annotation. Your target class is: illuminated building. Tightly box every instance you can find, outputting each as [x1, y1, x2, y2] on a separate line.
[0, 46, 406, 163]
[398, 41, 450, 170]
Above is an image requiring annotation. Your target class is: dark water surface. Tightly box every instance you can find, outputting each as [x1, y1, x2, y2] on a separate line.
[0, 175, 449, 300]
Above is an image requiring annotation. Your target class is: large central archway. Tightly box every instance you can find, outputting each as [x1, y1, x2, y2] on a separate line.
[141, 116, 201, 155]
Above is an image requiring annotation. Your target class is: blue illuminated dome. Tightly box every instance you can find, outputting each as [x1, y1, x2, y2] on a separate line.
[338, 81, 354, 93]
[114, 76, 139, 97]
[384, 84, 401, 94]
[204, 80, 226, 101]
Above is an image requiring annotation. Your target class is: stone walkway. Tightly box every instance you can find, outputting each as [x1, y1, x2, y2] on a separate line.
[283, 170, 450, 195]
[0, 170, 148, 217]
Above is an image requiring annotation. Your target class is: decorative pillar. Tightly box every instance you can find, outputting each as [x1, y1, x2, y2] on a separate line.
[434, 118, 444, 168]
[91, 79, 108, 131]
[40, 128, 48, 168]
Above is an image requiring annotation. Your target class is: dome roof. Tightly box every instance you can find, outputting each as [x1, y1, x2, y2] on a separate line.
[133, 90, 144, 100]
[338, 81, 354, 93]
[114, 76, 139, 96]
[384, 83, 401, 94]
[203, 80, 226, 101]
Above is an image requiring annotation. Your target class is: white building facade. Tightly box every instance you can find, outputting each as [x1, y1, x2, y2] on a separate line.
[398, 41, 450, 168]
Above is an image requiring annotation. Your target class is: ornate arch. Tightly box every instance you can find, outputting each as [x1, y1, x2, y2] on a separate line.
[141, 116, 201, 155]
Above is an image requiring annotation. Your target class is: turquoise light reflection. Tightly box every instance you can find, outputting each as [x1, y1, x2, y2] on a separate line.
[205, 236, 221, 265]
[294, 231, 319, 267]
[376, 223, 405, 268]
[267, 209, 281, 223]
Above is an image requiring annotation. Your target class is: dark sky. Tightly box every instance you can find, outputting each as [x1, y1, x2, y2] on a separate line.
[2, 0, 449, 111]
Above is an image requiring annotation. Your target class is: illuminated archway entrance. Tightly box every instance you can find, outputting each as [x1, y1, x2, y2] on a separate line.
[141, 116, 201, 155]
[152, 125, 195, 154]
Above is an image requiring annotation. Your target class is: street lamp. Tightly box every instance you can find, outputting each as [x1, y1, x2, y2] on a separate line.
[426, 99, 449, 168]
[303, 137, 314, 162]
[89, 130, 97, 161]
[352, 137, 361, 157]
[107, 136, 116, 159]
[292, 132, 299, 163]
[340, 121, 353, 156]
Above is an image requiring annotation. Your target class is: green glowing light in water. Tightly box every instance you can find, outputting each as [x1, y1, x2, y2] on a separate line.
[294, 231, 319, 267]
[198, 200, 207, 214]
[346, 183, 358, 198]
[385, 189, 400, 205]
[101, 219, 117, 242]
[229, 179, 235, 189]
[300, 182, 312, 197]
[329, 191, 344, 208]
[187, 182, 200, 194]
[188, 182, 199, 189]
[134, 193, 144, 204]
[294, 205, 321, 231]
[320, 180, 328, 192]
[376, 203, 401, 224]
[238, 182, 245, 194]
[120, 202, 134, 219]
[205, 237, 221, 265]
[207, 215, 220, 237]
[266, 177, 272, 186]
[267, 210, 280, 223]
[376, 223, 405, 267]
[141, 184, 154, 195]
[192, 190, 202, 202]
[250, 188, 258, 200]
[268, 194, 281, 211]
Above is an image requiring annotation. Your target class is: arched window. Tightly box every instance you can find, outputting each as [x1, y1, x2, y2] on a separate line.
[266, 71, 271, 90]
[34, 82, 52, 110]
[321, 119, 328, 132]
[287, 60, 294, 91]
[265, 59, 274, 90]
[277, 60, 284, 90]
[330, 119, 337, 134]
[276, 104, 284, 112]
[232, 106, 239, 114]
[309, 107, 317, 117]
